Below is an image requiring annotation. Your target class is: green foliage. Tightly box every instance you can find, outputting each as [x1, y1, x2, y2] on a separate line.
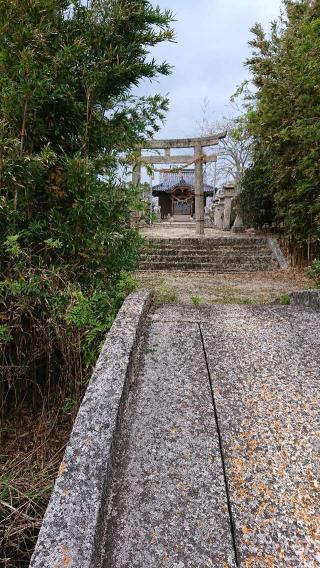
[238, 0, 320, 254]
[155, 280, 177, 304]
[0, 0, 174, 414]
[279, 292, 291, 306]
[236, 159, 275, 228]
[308, 259, 320, 287]
[63, 397, 78, 414]
[0, 323, 12, 344]
[191, 295, 203, 307]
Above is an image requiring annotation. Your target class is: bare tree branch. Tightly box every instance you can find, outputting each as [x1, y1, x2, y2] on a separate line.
[198, 101, 252, 192]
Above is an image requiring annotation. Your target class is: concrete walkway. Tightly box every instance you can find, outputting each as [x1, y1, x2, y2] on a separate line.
[104, 304, 320, 567]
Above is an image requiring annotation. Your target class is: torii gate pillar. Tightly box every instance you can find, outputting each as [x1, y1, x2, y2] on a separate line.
[194, 142, 204, 236]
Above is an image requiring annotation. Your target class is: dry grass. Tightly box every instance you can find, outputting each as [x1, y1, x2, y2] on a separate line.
[0, 407, 74, 567]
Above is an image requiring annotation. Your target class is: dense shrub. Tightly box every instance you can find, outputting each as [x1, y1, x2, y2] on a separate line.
[237, 0, 320, 259]
[308, 259, 320, 287]
[0, 0, 173, 415]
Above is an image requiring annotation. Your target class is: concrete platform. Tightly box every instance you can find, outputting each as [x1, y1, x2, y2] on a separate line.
[104, 304, 320, 567]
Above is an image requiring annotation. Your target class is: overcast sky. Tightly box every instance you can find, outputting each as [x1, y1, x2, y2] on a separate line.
[137, 0, 283, 139]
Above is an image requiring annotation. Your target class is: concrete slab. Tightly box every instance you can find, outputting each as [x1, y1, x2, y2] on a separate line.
[151, 303, 320, 325]
[200, 306, 320, 566]
[103, 320, 236, 567]
[151, 304, 253, 324]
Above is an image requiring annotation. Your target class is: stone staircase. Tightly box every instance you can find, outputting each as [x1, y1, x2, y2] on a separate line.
[138, 237, 277, 272]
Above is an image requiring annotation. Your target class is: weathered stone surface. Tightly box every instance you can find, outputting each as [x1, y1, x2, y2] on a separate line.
[151, 303, 320, 565]
[151, 302, 318, 324]
[30, 289, 153, 568]
[289, 289, 320, 310]
[267, 237, 289, 269]
[31, 296, 320, 567]
[231, 214, 244, 232]
[201, 306, 320, 566]
[151, 303, 267, 324]
[103, 320, 236, 567]
[139, 236, 277, 273]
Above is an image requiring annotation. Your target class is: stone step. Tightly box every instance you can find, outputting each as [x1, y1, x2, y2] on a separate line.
[140, 249, 272, 258]
[141, 247, 272, 256]
[139, 236, 276, 273]
[140, 254, 273, 263]
[144, 247, 269, 254]
[138, 267, 271, 273]
[146, 238, 267, 247]
[138, 262, 273, 272]
[143, 244, 269, 253]
[170, 215, 194, 222]
[142, 245, 271, 254]
[140, 255, 273, 264]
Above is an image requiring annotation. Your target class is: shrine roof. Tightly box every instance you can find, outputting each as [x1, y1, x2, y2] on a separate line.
[152, 170, 214, 194]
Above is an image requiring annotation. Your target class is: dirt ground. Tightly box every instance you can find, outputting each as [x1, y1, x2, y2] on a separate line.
[135, 269, 313, 305]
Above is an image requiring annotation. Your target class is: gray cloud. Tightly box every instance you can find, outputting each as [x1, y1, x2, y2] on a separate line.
[137, 0, 282, 138]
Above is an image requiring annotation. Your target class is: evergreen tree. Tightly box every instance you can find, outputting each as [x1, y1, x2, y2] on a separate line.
[238, 0, 320, 257]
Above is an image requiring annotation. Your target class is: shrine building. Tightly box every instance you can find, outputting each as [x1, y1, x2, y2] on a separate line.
[152, 169, 215, 219]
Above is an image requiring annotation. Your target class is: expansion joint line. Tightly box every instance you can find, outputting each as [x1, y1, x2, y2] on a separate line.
[198, 323, 240, 567]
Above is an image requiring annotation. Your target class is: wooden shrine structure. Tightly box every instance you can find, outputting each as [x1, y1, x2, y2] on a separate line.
[152, 170, 216, 219]
[132, 133, 226, 235]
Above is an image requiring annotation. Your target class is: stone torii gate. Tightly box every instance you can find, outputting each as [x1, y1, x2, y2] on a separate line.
[132, 133, 226, 235]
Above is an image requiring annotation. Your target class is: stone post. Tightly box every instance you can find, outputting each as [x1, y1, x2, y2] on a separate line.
[222, 185, 235, 230]
[132, 150, 141, 226]
[232, 214, 244, 232]
[194, 142, 204, 236]
[213, 197, 220, 227]
[216, 197, 225, 230]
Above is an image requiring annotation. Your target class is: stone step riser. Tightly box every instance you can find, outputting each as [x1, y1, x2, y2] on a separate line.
[139, 263, 273, 271]
[142, 246, 269, 254]
[139, 258, 272, 264]
[138, 267, 271, 273]
[146, 245, 270, 254]
[140, 237, 275, 273]
[143, 250, 269, 256]
[146, 239, 267, 248]
[141, 249, 271, 256]
[144, 249, 269, 256]
[140, 256, 272, 266]
[145, 238, 268, 245]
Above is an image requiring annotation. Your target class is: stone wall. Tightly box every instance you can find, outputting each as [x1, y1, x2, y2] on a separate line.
[30, 290, 153, 568]
[289, 290, 320, 310]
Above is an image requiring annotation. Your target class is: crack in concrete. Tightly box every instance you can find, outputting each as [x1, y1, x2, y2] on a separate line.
[198, 323, 240, 567]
